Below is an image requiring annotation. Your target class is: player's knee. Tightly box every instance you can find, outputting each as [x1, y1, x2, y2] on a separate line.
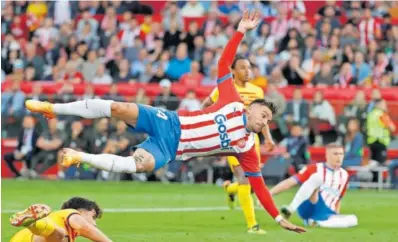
[133, 149, 155, 172]
[234, 166, 249, 184]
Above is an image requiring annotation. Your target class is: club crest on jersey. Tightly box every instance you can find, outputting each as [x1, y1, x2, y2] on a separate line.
[214, 114, 232, 150]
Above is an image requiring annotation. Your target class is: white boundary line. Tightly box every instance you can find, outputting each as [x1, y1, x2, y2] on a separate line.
[2, 206, 234, 214]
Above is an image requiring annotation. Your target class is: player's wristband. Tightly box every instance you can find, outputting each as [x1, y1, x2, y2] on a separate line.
[275, 215, 284, 223]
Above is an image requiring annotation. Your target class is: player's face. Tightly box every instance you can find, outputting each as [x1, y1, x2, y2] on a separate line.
[247, 104, 273, 133]
[232, 59, 251, 83]
[81, 209, 98, 226]
[326, 147, 345, 168]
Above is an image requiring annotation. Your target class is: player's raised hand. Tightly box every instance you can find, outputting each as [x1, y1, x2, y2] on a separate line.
[238, 10, 261, 32]
[279, 219, 307, 234]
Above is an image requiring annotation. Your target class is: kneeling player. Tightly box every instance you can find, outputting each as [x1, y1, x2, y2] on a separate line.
[10, 197, 112, 242]
[270, 144, 358, 228]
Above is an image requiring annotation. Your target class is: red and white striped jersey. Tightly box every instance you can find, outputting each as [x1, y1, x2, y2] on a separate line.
[358, 18, 381, 47]
[175, 31, 260, 176]
[294, 163, 349, 212]
[176, 102, 255, 161]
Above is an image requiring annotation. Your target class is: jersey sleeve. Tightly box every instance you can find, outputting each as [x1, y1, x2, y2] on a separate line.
[239, 146, 280, 219]
[293, 164, 318, 184]
[209, 87, 220, 103]
[216, 31, 244, 105]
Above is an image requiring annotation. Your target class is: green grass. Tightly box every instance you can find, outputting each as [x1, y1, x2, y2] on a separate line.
[2, 180, 398, 242]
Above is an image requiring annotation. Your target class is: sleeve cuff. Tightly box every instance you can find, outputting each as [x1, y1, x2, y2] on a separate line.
[275, 215, 284, 223]
[293, 175, 302, 184]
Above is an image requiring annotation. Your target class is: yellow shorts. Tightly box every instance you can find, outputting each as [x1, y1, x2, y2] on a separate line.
[10, 229, 33, 242]
[227, 134, 261, 171]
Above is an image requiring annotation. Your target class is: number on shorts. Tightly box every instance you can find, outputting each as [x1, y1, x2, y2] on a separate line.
[156, 109, 168, 120]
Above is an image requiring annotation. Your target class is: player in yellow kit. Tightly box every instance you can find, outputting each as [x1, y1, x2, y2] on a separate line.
[202, 56, 275, 234]
[10, 197, 112, 242]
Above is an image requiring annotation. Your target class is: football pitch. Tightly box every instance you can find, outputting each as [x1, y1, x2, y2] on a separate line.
[2, 180, 398, 242]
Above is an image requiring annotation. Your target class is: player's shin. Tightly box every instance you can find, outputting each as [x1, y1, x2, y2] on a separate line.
[53, 99, 113, 118]
[238, 184, 257, 228]
[80, 153, 137, 173]
[287, 174, 323, 213]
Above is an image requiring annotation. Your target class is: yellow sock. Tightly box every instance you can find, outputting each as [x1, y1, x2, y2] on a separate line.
[28, 218, 55, 237]
[226, 182, 239, 195]
[238, 184, 257, 228]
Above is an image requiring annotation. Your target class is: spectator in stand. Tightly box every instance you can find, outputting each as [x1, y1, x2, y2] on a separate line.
[312, 61, 335, 86]
[218, 1, 240, 15]
[103, 120, 132, 158]
[270, 66, 288, 87]
[202, 9, 223, 37]
[118, 19, 141, 48]
[282, 55, 305, 85]
[63, 62, 84, 84]
[252, 23, 276, 54]
[166, 43, 191, 81]
[181, 21, 202, 55]
[35, 17, 59, 49]
[317, 0, 342, 17]
[101, 6, 117, 33]
[92, 63, 113, 84]
[140, 14, 153, 35]
[367, 89, 382, 113]
[179, 90, 201, 112]
[301, 49, 323, 84]
[309, 91, 336, 146]
[181, 0, 205, 17]
[280, 123, 309, 172]
[1, 81, 25, 126]
[138, 63, 153, 83]
[179, 61, 204, 89]
[24, 66, 36, 82]
[366, 40, 378, 67]
[30, 118, 65, 178]
[1, 3, 14, 35]
[315, 5, 341, 34]
[162, 1, 184, 31]
[335, 62, 355, 87]
[340, 90, 368, 132]
[366, 99, 396, 165]
[163, 20, 182, 51]
[145, 23, 164, 53]
[149, 65, 166, 84]
[317, 21, 332, 48]
[152, 79, 180, 110]
[23, 44, 45, 80]
[77, 9, 98, 35]
[114, 59, 133, 83]
[77, 22, 99, 50]
[270, 4, 289, 42]
[191, 35, 206, 61]
[359, 7, 382, 48]
[199, 50, 214, 77]
[9, 15, 29, 41]
[284, 88, 309, 128]
[342, 118, 364, 168]
[87, 118, 109, 158]
[131, 49, 149, 79]
[279, 28, 304, 53]
[351, 51, 372, 85]
[342, 45, 355, 64]
[82, 50, 100, 82]
[373, 51, 393, 86]
[3, 115, 38, 178]
[201, 65, 217, 87]
[205, 24, 228, 51]
[340, 23, 359, 48]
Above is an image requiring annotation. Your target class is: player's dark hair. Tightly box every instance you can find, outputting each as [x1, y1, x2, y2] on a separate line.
[231, 55, 249, 69]
[61, 197, 102, 219]
[249, 98, 278, 115]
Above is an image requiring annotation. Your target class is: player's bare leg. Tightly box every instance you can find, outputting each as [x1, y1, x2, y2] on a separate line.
[61, 147, 156, 173]
[25, 99, 139, 127]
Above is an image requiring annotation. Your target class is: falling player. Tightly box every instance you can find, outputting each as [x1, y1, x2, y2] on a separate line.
[26, 10, 305, 233]
[270, 144, 358, 228]
[9, 197, 112, 242]
[202, 56, 275, 234]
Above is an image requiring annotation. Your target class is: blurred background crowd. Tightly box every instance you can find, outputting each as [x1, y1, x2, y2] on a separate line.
[1, 0, 398, 188]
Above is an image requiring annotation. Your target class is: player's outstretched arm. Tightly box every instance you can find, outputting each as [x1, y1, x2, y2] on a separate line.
[216, 10, 260, 103]
[69, 214, 113, 242]
[270, 177, 299, 196]
[239, 148, 306, 233]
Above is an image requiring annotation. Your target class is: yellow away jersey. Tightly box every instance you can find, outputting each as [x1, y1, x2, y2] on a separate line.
[210, 82, 264, 108]
[48, 209, 81, 241]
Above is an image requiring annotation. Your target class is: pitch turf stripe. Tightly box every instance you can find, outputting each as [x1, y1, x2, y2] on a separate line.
[2, 207, 240, 214]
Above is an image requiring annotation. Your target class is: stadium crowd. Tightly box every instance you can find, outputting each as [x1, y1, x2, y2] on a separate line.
[1, 1, 398, 187]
